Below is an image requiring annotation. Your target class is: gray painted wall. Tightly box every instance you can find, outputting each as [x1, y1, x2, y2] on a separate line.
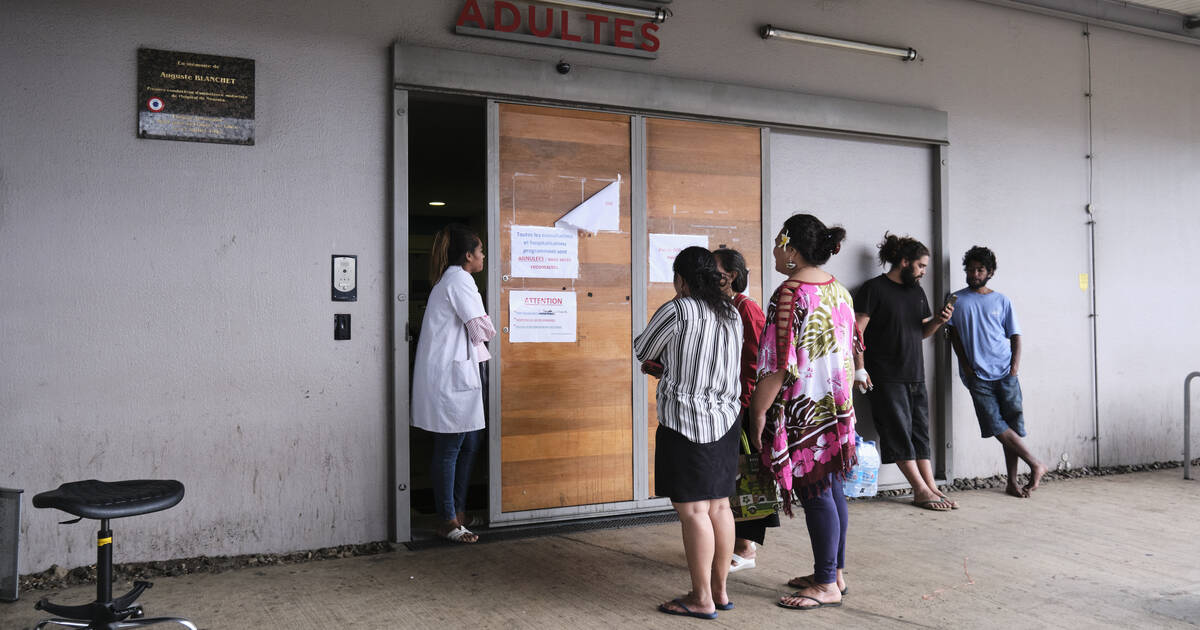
[2, 0, 1196, 573]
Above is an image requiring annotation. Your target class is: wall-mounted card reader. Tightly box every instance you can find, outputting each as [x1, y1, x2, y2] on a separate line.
[332, 255, 357, 301]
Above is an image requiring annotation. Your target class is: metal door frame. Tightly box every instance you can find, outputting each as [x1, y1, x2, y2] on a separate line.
[392, 42, 951, 534]
[391, 87, 411, 542]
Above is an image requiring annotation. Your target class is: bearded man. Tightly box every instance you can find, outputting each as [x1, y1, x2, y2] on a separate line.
[854, 233, 956, 511]
[947, 246, 1046, 498]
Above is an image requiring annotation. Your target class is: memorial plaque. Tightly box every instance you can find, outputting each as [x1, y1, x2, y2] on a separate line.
[137, 48, 255, 145]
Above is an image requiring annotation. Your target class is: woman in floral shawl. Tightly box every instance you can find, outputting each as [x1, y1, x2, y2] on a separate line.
[750, 213, 859, 611]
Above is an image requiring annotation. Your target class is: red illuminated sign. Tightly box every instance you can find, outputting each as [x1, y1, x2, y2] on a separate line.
[455, 0, 661, 58]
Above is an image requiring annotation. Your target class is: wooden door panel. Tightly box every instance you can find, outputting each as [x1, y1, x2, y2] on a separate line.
[644, 118, 762, 494]
[498, 104, 633, 512]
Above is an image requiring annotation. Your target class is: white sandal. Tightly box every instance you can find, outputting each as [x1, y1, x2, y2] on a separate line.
[730, 543, 757, 572]
[443, 526, 478, 543]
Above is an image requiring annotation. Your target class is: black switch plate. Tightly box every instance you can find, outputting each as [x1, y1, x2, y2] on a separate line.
[334, 313, 351, 340]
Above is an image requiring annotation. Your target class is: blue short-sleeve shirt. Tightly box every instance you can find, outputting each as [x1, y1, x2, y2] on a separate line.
[948, 289, 1021, 381]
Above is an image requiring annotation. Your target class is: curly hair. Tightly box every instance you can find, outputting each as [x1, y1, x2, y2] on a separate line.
[674, 246, 736, 320]
[962, 245, 997, 273]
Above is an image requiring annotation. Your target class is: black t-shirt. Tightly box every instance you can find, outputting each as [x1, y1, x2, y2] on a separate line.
[854, 274, 931, 383]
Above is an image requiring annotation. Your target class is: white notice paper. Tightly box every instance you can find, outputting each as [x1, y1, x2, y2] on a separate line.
[510, 225, 579, 278]
[555, 179, 621, 234]
[509, 290, 577, 343]
[648, 233, 710, 283]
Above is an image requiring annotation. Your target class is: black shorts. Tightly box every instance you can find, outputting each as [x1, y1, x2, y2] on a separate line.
[866, 381, 931, 464]
[654, 420, 739, 503]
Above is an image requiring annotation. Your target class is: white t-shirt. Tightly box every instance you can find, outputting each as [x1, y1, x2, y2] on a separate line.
[411, 266, 488, 433]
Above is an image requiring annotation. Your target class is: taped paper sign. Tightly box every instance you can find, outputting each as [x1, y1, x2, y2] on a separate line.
[556, 178, 621, 234]
[509, 290, 577, 343]
[510, 225, 579, 278]
[649, 233, 710, 283]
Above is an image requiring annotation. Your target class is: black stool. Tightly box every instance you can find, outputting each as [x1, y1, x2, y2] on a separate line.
[31, 480, 196, 630]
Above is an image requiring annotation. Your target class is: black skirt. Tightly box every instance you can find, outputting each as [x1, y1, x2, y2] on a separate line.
[655, 419, 740, 503]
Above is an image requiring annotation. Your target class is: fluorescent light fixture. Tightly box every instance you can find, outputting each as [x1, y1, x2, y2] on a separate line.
[761, 25, 917, 62]
[428, 201, 446, 207]
[533, 0, 670, 23]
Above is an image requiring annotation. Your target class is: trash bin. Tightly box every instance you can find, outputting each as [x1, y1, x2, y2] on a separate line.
[0, 487, 22, 602]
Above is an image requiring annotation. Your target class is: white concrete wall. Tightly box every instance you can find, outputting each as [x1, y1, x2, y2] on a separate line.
[1089, 27, 1200, 465]
[2, 0, 1197, 572]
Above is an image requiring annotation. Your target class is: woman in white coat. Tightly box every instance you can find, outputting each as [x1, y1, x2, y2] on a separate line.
[412, 223, 494, 543]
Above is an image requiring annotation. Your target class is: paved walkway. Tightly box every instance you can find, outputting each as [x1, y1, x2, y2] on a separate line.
[3, 468, 1198, 629]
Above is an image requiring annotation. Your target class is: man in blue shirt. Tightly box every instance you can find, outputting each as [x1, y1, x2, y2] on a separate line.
[947, 246, 1046, 498]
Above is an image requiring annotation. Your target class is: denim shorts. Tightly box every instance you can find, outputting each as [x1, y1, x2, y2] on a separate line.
[967, 373, 1026, 438]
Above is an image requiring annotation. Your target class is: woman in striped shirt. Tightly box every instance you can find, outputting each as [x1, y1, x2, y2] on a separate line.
[634, 246, 743, 620]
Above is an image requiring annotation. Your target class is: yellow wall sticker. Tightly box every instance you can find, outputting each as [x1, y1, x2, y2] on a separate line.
[1079, 273, 1089, 290]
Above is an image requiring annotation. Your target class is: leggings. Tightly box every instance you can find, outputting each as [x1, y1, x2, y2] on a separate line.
[798, 476, 848, 584]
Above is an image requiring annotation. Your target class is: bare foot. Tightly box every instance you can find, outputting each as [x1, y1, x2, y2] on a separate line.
[661, 594, 715, 616]
[936, 492, 959, 509]
[912, 490, 954, 510]
[1024, 462, 1047, 494]
[779, 584, 841, 609]
[733, 539, 756, 559]
[1005, 482, 1029, 498]
[734, 537, 753, 561]
[787, 574, 846, 594]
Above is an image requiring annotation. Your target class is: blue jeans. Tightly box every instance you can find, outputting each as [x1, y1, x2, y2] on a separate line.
[430, 429, 483, 522]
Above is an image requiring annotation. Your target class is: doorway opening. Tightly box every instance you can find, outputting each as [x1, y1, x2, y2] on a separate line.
[407, 92, 489, 540]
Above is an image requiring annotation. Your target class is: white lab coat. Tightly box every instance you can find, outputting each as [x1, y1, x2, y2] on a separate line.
[411, 265, 487, 433]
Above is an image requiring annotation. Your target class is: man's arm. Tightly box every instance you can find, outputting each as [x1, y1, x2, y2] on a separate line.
[1009, 334, 1021, 376]
[853, 313, 872, 391]
[948, 325, 972, 385]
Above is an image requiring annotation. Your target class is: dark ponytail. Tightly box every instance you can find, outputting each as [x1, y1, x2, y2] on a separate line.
[780, 213, 846, 265]
[711, 248, 750, 293]
[877, 232, 929, 268]
[673, 246, 736, 320]
[429, 223, 481, 285]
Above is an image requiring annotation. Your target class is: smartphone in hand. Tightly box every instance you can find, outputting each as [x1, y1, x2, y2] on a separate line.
[944, 293, 958, 310]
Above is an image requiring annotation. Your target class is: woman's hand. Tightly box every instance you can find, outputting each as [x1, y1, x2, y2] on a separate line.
[750, 412, 767, 452]
[640, 360, 664, 378]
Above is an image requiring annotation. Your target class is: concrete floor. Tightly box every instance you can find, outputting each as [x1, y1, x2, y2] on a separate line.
[3, 468, 1197, 629]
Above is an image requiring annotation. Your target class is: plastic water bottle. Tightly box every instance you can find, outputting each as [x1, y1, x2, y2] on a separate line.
[843, 435, 881, 498]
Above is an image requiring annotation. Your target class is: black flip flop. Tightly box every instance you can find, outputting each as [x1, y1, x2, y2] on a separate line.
[658, 598, 717, 620]
[778, 593, 843, 610]
[786, 576, 847, 595]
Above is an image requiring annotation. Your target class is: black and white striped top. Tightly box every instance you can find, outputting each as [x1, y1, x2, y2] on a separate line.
[634, 297, 743, 444]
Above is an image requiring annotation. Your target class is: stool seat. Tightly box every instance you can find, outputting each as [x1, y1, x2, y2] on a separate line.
[33, 480, 184, 520]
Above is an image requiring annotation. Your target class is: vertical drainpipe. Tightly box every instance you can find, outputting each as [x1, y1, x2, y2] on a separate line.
[1084, 25, 1101, 468]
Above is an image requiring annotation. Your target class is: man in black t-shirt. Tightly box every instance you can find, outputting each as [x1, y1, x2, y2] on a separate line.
[854, 233, 956, 511]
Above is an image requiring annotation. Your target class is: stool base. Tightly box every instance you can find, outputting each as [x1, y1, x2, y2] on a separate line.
[34, 618, 197, 630]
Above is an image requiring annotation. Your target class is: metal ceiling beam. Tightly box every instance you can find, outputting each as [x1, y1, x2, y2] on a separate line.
[972, 0, 1200, 45]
